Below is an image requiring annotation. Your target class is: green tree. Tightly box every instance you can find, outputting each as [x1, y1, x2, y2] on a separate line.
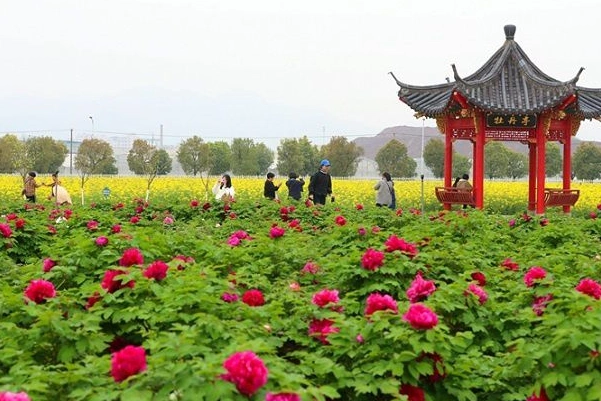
[127, 139, 161, 200]
[0, 134, 24, 173]
[452, 154, 472, 179]
[573, 142, 601, 181]
[321, 136, 363, 177]
[74, 138, 117, 204]
[208, 141, 231, 175]
[506, 150, 528, 180]
[177, 136, 210, 176]
[155, 149, 172, 175]
[423, 138, 472, 179]
[27, 136, 68, 174]
[255, 143, 274, 175]
[545, 142, 562, 178]
[277, 138, 303, 176]
[484, 142, 510, 179]
[375, 139, 416, 178]
[230, 138, 256, 175]
[298, 136, 321, 176]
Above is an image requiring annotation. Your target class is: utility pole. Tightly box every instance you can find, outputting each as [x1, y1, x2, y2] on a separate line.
[160, 124, 163, 149]
[70, 129, 73, 175]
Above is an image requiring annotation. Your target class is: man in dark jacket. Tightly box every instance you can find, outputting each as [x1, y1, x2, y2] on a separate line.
[308, 159, 333, 205]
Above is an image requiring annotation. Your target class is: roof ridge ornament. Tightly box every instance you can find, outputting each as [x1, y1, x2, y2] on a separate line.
[504, 24, 516, 40]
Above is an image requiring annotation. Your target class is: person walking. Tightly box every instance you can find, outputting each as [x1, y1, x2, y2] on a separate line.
[263, 172, 281, 200]
[285, 172, 305, 201]
[308, 159, 333, 206]
[374, 172, 395, 209]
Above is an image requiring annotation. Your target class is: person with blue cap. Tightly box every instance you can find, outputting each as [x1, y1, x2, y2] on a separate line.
[308, 159, 334, 205]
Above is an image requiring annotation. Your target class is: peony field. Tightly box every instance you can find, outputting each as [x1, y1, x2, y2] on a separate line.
[2, 176, 601, 401]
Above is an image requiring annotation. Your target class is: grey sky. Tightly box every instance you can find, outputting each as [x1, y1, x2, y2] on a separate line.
[1, 0, 600, 148]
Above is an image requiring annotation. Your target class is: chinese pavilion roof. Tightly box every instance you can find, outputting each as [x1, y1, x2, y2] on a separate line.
[391, 25, 601, 120]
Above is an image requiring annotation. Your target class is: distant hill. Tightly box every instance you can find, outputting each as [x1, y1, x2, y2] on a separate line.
[353, 125, 595, 160]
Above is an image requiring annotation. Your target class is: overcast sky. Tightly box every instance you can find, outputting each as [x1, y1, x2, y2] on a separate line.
[1, 0, 600, 148]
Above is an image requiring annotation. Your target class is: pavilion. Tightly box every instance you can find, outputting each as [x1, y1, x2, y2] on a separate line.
[391, 25, 601, 214]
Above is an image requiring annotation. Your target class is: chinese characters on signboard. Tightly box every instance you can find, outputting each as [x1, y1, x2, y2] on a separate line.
[486, 114, 537, 128]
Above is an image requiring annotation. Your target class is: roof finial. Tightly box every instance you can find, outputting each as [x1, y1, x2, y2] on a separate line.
[504, 25, 516, 40]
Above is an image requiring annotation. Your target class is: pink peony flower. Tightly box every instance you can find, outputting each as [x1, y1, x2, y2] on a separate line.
[501, 258, 519, 271]
[111, 224, 122, 234]
[221, 351, 268, 396]
[110, 345, 147, 382]
[119, 248, 144, 267]
[266, 393, 301, 401]
[0, 223, 13, 238]
[508, 219, 516, 227]
[312, 289, 340, 308]
[464, 283, 488, 305]
[403, 303, 438, 330]
[471, 271, 486, 286]
[308, 318, 339, 344]
[590, 212, 598, 219]
[576, 278, 601, 299]
[289, 282, 301, 291]
[358, 227, 367, 236]
[361, 248, 385, 271]
[524, 266, 547, 287]
[384, 234, 418, 258]
[163, 216, 174, 225]
[269, 226, 286, 238]
[101, 269, 135, 293]
[227, 236, 242, 246]
[356, 334, 364, 343]
[399, 384, 425, 401]
[301, 261, 319, 275]
[24, 279, 56, 304]
[334, 215, 347, 226]
[364, 293, 398, 316]
[86, 220, 99, 230]
[143, 261, 169, 281]
[0, 392, 32, 401]
[532, 294, 553, 316]
[242, 289, 265, 306]
[406, 272, 436, 303]
[221, 292, 239, 303]
[95, 236, 109, 247]
[42, 258, 57, 273]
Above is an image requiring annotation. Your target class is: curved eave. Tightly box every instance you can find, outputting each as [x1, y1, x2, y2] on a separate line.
[576, 87, 601, 119]
[396, 82, 455, 117]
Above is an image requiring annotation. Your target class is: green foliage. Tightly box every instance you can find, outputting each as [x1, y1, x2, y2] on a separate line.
[485, 142, 511, 179]
[573, 142, 601, 181]
[177, 136, 210, 176]
[375, 139, 416, 178]
[545, 142, 562, 178]
[231, 138, 274, 176]
[27, 136, 69, 174]
[277, 136, 320, 177]
[321, 136, 363, 177]
[207, 141, 232, 175]
[0, 134, 24, 174]
[423, 139, 472, 179]
[75, 138, 118, 188]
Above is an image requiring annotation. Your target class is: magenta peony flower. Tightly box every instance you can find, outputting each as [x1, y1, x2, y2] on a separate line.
[266, 393, 301, 401]
[42, 258, 57, 273]
[111, 224, 122, 234]
[361, 248, 385, 271]
[227, 235, 242, 246]
[524, 266, 547, 287]
[532, 294, 553, 316]
[242, 289, 265, 306]
[130, 215, 140, 224]
[312, 289, 340, 308]
[163, 216, 174, 225]
[334, 215, 347, 226]
[576, 278, 601, 299]
[0, 391, 32, 401]
[384, 234, 418, 258]
[95, 236, 109, 247]
[119, 248, 144, 267]
[399, 384, 425, 401]
[471, 271, 486, 286]
[221, 351, 268, 396]
[110, 345, 147, 383]
[364, 293, 398, 316]
[406, 272, 436, 303]
[86, 220, 99, 230]
[15, 219, 25, 230]
[101, 269, 135, 293]
[358, 227, 367, 236]
[221, 292, 239, 303]
[24, 279, 56, 304]
[464, 283, 488, 305]
[308, 318, 339, 344]
[508, 219, 516, 227]
[269, 226, 286, 238]
[301, 261, 319, 275]
[143, 261, 169, 281]
[501, 257, 519, 271]
[403, 303, 438, 330]
[0, 223, 13, 238]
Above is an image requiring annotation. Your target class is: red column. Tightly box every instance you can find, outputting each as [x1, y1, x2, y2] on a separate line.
[562, 121, 572, 213]
[528, 142, 536, 212]
[473, 112, 485, 209]
[535, 117, 547, 215]
[444, 122, 453, 211]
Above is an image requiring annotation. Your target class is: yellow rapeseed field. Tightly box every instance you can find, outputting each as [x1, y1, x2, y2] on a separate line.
[1, 174, 600, 213]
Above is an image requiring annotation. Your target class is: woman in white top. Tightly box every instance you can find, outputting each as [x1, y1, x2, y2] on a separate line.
[374, 172, 394, 208]
[212, 174, 235, 202]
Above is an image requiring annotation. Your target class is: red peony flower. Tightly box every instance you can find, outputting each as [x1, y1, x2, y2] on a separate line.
[524, 266, 547, 287]
[417, 352, 446, 382]
[526, 388, 549, 401]
[42, 258, 57, 273]
[364, 293, 398, 316]
[221, 351, 268, 396]
[5, 213, 17, 221]
[576, 278, 601, 299]
[358, 227, 366, 236]
[334, 215, 347, 226]
[86, 220, 99, 230]
[269, 226, 286, 238]
[532, 294, 553, 316]
[242, 289, 265, 306]
[266, 393, 301, 401]
[403, 303, 438, 330]
[311, 289, 340, 308]
[384, 234, 418, 258]
[119, 248, 144, 267]
[501, 257, 519, 271]
[0, 391, 32, 401]
[464, 283, 488, 305]
[15, 219, 25, 230]
[110, 345, 147, 383]
[190, 199, 199, 207]
[86, 291, 102, 309]
[361, 248, 385, 271]
[308, 318, 339, 344]
[399, 384, 425, 401]
[95, 236, 109, 247]
[111, 224, 122, 234]
[471, 271, 486, 286]
[0, 223, 13, 238]
[47, 225, 57, 235]
[101, 269, 135, 293]
[24, 279, 57, 304]
[129, 215, 140, 224]
[143, 260, 169, 281]
[355, 204, 364, 210]
[406, 272, 436, 303]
